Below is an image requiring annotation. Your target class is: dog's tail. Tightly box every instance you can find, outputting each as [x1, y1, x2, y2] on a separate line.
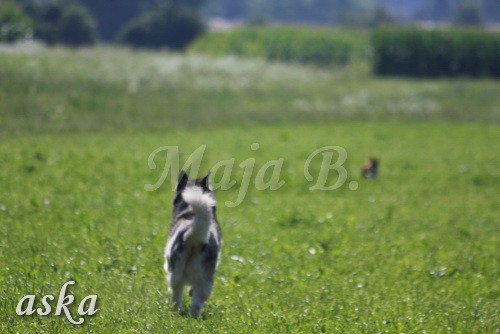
[182, 186, 215, 244]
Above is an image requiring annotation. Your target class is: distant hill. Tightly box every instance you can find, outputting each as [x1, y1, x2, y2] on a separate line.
[374, 0, 500, 23]
[372, 0, 424, 21]
[204, 0, 500, 24]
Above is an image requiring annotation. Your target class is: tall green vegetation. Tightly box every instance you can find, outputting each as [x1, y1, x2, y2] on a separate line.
[190, 27, 359, 67]
[373, 28, 500, 77]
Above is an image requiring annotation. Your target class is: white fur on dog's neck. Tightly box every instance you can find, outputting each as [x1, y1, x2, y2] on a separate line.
[182, 186, 215, 244]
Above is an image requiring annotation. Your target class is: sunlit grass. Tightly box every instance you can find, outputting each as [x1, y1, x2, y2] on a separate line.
[1, 123, 499, 332]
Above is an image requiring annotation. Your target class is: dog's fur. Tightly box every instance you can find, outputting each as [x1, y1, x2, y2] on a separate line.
[164, 170, 221, 317]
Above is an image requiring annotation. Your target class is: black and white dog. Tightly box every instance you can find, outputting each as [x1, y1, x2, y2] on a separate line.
[164, 170, 221, 317]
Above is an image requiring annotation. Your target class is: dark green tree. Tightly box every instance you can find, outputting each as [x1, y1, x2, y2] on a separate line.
[59, 3, 98, 45]
[370, 5, 396, 27]
[24, 1, 97, 46]
[117, 4, 205, 50]
[77, 0, 205, 41]
[0, 1, 32, 42]
[453, 1, 484, 26]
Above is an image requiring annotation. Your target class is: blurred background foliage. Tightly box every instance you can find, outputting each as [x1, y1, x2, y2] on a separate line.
[1, 0, 499, 77]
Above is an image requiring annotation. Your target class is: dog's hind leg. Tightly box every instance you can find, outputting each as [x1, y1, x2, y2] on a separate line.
[190, 282, 213, 317]
[171, 285, 184, 310]
[169, 279, 185, 311]
[190, 239, 219, 317]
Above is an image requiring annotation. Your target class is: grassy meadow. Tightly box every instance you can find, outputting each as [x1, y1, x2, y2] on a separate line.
[0, 42, 499, 333]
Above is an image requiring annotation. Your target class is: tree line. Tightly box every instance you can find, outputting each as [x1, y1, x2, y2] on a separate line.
[1, 0, 499, 47]
[1, 0, 206, 48]
[204, 0, 499, 25]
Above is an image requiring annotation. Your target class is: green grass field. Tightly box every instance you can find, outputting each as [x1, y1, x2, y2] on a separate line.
[0, 44, 499, 333]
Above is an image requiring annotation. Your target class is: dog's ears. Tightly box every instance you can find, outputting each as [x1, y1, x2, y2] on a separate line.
[176, 170, 188, 192]
[200, 172, 211, 192]
[177, 171, 211, 192]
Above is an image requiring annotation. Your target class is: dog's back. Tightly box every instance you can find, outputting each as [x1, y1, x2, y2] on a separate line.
[164, 171, 221, 317]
